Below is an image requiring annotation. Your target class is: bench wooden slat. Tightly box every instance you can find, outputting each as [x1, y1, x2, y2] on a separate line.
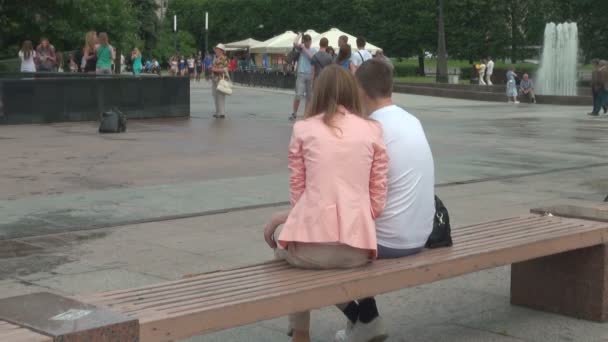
[87, 217, 598, 314]
[0, 321, 52, 342]
[128, 221, 604, 318]
[76, 215, 608, 341]
[106, 221, 596, 318]
[88, 217, 588, 310]
[138, 225, 607, 340]
[83, 216, 551, 307]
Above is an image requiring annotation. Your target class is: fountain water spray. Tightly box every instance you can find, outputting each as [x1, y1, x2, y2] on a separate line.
[536, 22, 578, 96]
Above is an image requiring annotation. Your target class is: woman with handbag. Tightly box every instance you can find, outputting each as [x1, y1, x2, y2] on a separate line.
[211, 44, 230, 118]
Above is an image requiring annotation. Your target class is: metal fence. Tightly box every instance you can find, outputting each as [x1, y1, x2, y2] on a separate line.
[231, 70, 295, 90]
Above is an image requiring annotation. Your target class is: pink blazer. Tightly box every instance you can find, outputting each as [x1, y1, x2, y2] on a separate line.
[278, 110, 389, 257]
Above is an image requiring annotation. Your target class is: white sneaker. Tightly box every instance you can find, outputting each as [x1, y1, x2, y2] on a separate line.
[334, 317, 388, 342]
[334, 321, 354, 342]
[515, 101, 520, 104]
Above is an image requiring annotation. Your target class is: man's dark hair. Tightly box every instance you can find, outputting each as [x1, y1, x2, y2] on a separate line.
[355, 60, 393, 99]
[320, 37, 329, 48]
[339, 35, 348, 44]
[356, 37, 366, 48]
[302, 34, 312, 43]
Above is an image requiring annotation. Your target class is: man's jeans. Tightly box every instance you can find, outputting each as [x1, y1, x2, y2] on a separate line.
[592, 89, 607, 113]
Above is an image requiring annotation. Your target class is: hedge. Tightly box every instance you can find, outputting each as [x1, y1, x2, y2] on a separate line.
[393, 64, 420, 77]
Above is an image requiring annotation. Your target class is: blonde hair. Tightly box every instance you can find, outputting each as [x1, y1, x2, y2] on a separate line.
[133, 47, 141, 57]
[84, 31, 96, 52]
[305, 65, 363, 128]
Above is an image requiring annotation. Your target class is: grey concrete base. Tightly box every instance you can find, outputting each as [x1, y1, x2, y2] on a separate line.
[0, 76, 190, 124]
[394, 82, 592, 105]
[0, 292, 138, 341]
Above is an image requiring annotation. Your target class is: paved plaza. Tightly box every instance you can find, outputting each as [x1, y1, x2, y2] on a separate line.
[1, 82, 607, 341]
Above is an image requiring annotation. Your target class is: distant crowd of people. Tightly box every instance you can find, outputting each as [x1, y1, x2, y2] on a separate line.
[18, 33, 117, 74]
[288, 33, 394, 120]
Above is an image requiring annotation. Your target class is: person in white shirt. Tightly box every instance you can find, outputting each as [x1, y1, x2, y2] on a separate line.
[18, 40, 37, 72]
[478, 59, 487, 85]
[486, 56, 495, 85]
[335, 59, 435, 342]
[350, 37, 373, 73]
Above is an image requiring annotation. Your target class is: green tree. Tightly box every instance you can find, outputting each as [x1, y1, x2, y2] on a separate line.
[131, 0, 161, 54]
[152, 24, 197, 64]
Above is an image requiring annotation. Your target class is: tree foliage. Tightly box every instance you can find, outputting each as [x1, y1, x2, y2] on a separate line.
[1, 0, 606, 63]
[0, 0, 156, 58]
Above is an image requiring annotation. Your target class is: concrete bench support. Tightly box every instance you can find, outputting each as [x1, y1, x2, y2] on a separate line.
[0, 292, 139, 341]
[511, 243, 607, 322]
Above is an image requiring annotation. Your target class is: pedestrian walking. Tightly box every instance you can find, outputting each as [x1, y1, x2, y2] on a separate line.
[211, 44, 229, 118]
[68, 53, 78, 72]
[311, 37, 333, 83]
[131, 48, 142, 75]
[350, 37, 372, 73]
[289, 33, 317, 121]
[96, 32, 115, 75]
[179, 55, 187, 76]
[83, 31, 98, 73]
[35, 37, 57, 72]
[18, 40, 36, 72]
[486, 56, 495, 85]
[196, 52, 203, 82]
[336, 45, 352, 71]
[506, 66, 519, 103]
[588, 59, 608, 116]
[187, 54, 196, 80]
[204, 52, 213, 81]
[478, 59, 487, 85]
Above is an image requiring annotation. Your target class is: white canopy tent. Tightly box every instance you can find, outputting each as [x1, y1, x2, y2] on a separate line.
[312, 28, 382, 53]
[250, 31, 297, 54]
[224, 38, 262, 51]
[303, 29, 320, 40]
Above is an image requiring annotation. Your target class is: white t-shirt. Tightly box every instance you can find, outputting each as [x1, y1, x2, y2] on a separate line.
[351, 49, 372, 66]
[187, 58, 195, 68]
[19, 50, 36, 72]
[486, 60, 494, 74]
[370, 105, 435, 249]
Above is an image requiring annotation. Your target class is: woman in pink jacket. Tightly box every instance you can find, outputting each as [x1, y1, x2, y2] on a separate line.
[263, 65, 389, 342]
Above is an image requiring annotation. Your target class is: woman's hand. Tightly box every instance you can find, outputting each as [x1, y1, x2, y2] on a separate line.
[263, 210, 290, 249]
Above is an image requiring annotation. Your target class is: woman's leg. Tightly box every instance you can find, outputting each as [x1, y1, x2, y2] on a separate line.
[273, 226, 369, 340]
[212, 80, 220, 116]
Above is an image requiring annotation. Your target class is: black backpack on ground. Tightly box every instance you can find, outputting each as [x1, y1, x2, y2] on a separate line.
[99, 108, 127, 133]
[425, 195, 453, 248]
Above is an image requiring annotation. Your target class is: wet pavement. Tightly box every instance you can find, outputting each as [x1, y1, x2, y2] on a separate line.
[0, 82, 607, 239]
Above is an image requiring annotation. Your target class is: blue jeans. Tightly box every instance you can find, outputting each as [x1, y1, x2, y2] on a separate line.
[377, 245, 423, 259]
[592, 88, 607, 114]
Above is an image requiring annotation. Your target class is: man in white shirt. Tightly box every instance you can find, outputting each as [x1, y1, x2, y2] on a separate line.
[335, 59, 435, 342]
[350, 37, 373, 73]
[486, 56, 495, 85]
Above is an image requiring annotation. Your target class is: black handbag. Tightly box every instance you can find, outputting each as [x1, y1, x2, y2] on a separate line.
[425, 195, 453, 248]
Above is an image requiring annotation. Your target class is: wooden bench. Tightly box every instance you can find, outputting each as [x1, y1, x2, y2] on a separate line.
[2, 210, 607, 341]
